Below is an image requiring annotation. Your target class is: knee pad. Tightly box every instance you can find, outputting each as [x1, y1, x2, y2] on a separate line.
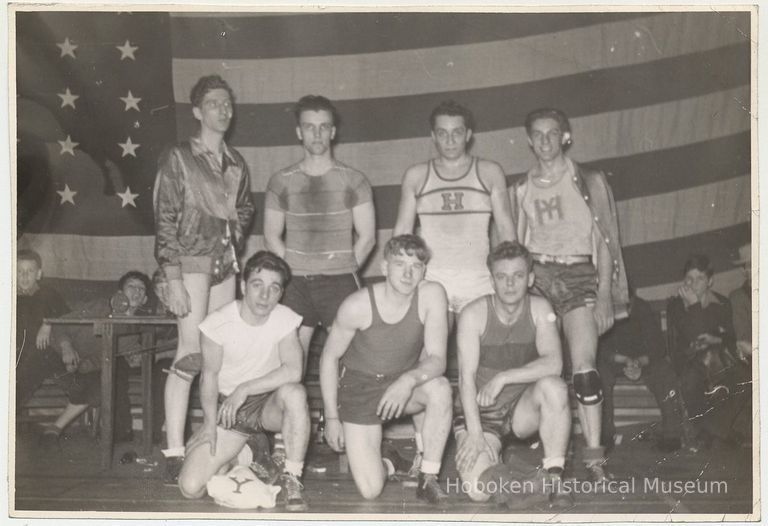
[573, 370, 603, 405]
[164, 353, 202, 383]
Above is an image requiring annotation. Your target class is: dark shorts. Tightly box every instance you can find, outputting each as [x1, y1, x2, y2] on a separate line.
[282, 273, 360, 328]
[338, 367, 403, 425]
[532, 261, 597, 318]
[217, 391, 272, 436]
[453, 383, 530, 441]
[57, 370, 101, 406]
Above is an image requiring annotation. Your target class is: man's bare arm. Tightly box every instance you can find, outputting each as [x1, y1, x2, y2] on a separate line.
[234, 330, 304, 396]
[482, 160, 516, 243]
[392, 165, 425, 236]
[263, 208, 287, 258]
[351, 201, 376, 266]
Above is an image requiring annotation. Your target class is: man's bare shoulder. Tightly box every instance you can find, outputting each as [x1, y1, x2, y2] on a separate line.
[335, 286, 372, 328]
[402, 162, 429, 188]
[458, 294, 489, 329]
[529, 295, 557, 325]
[419, 280, 447, 305]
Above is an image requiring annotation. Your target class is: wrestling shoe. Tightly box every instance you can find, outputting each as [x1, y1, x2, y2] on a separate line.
[278, 473, 308, 512]
[585, 461, 612, 484]
[247, 432, 281, 484]
[416, 472, 449, 505]
[546, 471, 575, 509]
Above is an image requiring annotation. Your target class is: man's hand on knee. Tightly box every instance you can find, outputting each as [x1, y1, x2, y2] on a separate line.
[186, 423, 217, 456]
[377, 376, 416, 420]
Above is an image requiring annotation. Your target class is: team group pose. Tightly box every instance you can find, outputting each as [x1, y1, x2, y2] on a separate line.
[45, 72, 644, 509]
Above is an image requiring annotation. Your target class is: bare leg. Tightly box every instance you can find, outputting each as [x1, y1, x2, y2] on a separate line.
[298, 326, 315, 377]
[511, 376, 571, 461]
[53, 403, 89, 431]
[260, 383, 311, 465]
[403, 376, 453, 467]
[165, 274, 234, 453]
[563, 306, 601, 449]
[177, 427, 248, 499]
[343, 422, 387, 499]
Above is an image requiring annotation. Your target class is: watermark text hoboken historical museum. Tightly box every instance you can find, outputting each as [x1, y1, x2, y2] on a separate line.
[445, 477, 728, 496]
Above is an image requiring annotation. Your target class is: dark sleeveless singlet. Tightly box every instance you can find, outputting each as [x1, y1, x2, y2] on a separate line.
[341, 285, 424, 376]
[475, 295, 539, 390]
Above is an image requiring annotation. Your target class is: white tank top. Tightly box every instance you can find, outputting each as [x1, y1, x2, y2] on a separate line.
[521, 164, 593, 256]
[415, 157, 492, 270]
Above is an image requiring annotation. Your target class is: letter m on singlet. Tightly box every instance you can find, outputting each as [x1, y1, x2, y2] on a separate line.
[441, 191, 465, 211]
[534, 195, 563, 225]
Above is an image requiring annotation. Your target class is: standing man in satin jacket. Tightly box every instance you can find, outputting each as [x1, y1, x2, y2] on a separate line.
[510, 108, 629, 482]
[153, 74, 255, 485]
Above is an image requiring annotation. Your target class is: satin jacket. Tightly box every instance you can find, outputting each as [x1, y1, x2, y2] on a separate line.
[153, 136, 255, 283]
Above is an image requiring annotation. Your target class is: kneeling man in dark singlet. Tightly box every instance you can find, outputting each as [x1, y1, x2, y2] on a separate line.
[320, 234, 452, 504]
[454, 241, 573, 509]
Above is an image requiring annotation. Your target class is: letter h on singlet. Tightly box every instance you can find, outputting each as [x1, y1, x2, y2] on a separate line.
[441, 191, 465, 211]
[534, 195, 563, 225]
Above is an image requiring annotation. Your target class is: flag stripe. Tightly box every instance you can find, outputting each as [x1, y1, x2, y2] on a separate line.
[234, 87, 750, 192]
[174, 43, 749, 147]
[20, 135, 749, 237]
[170, 12, 746, 104]
[170, 12, 649, 60]
[19, 221, 749, 290]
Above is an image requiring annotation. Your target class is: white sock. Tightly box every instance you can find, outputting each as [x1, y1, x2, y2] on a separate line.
[162, 447, 185, 458]
[284, 459, 303, 478]
[382, 458, 395, 476]
[420, 460, 441, 475]
[543, 456, 565, 472]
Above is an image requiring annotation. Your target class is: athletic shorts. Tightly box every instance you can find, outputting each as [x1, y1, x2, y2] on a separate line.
[58, 370, 101, 406]
[282, 273, 360, 328]
[217, 391, 272, 436]
[531, 261, 597, 318]
[338, 366, 404, 425]
[425, 267, 494, 313]
[453, 383, 530, 441]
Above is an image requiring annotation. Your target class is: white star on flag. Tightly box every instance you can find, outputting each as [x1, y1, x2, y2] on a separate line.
[116, 186, 139, 207]
[58, 135, 79, 156]
[58, 87, 79, 109]
[57, 37, 77, 58]
[116, 40, 138, 60]
[56, 184, 77, 205]
[120, 90, 142, 112]
[118, 136, 140, 157]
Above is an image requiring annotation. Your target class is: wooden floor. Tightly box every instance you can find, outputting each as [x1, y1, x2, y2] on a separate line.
[11, 421, 755, 519]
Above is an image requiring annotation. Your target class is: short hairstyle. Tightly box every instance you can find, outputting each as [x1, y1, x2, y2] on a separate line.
[190, 75, 235, 108]
[683, 254, 714, 279]
[429, 100, 475, 132]
[384, 234, 431, 264]
[243, 251, 292, 286]
[118, 271, 151, 292]
[487, 241, 533, 272]
[18, 249, 42, 269]
[524, 107, 572, 137]
[294, 95, 338, 126]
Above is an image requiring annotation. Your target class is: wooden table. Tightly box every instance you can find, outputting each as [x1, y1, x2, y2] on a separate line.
[44, 316, 176, 469]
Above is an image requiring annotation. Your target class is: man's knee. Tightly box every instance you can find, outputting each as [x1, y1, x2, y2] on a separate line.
[535, 375, 569, 408]
[356, 476, 386, 500]
[178, 469, 207, 500]
[276, 383, 308, 410]
[423, 376, 453, 406]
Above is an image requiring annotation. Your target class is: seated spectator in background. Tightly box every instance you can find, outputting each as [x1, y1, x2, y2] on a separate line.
[178, 251, 310, 512]
[598, 292, 694, 453]
[41, 271, 156, 445]
[16, 249, 70, 414]
[729, 244, 752, 360]
[667, 255, 748, 447]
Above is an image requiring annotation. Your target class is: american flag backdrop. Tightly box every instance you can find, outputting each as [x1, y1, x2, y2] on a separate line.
[16, 10, 752, 308]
